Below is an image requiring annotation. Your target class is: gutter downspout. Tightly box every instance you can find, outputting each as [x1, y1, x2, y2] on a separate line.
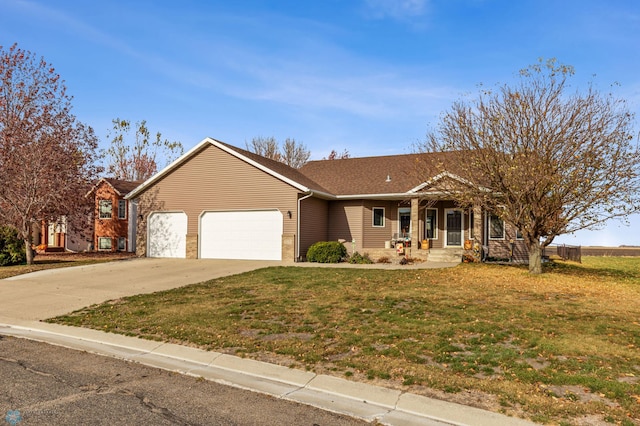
[296, 192, 314, 261]
[484, 209, 489, 260]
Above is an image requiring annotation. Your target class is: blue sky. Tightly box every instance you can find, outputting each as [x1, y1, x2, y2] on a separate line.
[2, 0, 639, 246]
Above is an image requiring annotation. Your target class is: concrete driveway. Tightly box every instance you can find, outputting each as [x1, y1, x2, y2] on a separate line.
[0, 258, 279, 323]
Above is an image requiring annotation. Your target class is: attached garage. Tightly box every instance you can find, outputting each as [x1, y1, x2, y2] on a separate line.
[147, 212, 188, 258]
[200, 210, 283, 260]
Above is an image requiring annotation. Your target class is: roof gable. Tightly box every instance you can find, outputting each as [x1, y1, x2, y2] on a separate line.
[126, 138, 332, 199]
[87, 178, 143, 197]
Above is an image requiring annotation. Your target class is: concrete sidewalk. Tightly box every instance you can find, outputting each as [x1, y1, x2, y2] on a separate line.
[0, 259, 537, 425]
[0, 321, 537, 426]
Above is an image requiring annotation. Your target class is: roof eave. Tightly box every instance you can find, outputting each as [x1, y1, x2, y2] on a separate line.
[335, 190, 458, 200]
[126, 137, 315, 200]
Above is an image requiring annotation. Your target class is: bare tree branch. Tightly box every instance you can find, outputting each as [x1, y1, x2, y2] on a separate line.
[105, 119, 183, 181]
[245, 136, 310, 168]
[422, 58, 640, 273]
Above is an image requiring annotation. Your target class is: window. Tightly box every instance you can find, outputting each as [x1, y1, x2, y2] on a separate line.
[118, 200, 126, 220]
[398, 208, 411, 236]
[469, 209, 474, 239]
[372, 207, 385, 227]
[99, 200, 112, 219]
[118, 237, 126, 251]
[98, 237, 112, 250]
[489, 213, 505, 240]
[516, 229, 524, 240]
[425, 208, 437, 239]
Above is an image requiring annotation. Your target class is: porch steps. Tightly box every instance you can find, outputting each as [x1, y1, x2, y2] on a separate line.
[426, 248, 463, 263]
[362, 248, 463, 264]
[43, 246, 65, 253]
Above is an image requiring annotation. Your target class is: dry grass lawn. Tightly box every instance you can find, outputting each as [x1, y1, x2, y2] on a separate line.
[48, 257, 640, 425]
[0, 252, 134, 280]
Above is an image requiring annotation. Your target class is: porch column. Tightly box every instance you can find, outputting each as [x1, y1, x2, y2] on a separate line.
[41, 220, 48, 246]
[473, 204, 483, 244]
[411, 198, 420, 249]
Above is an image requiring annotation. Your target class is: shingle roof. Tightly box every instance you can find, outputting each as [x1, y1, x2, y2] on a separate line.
[126, 137, 468, 200]
[299, 151, 460, 196]
[103, 178, 144, 196]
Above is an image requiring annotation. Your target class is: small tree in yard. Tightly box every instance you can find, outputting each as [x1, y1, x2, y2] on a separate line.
[0, 44, 100, 264]
[423, 59, 640, 274]
[106, 118, 183, 181]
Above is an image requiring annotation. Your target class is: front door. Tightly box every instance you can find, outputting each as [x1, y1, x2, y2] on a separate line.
[398, 208, 411, 237]
[445, 209, 462, 246]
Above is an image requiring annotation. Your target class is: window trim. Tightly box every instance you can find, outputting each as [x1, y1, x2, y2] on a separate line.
[489, 213, 505, 240]
[99, 200, 112, 219]
[445, 208, 464, 247]
[372, 207, 385, 228]
[398, 207, 411, 235]
[118, 200, 127, 220]
[425, 208, 437, 240]
[98, 237, 112, 250]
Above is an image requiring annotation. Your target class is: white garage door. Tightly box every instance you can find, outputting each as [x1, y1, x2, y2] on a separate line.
[200, 210, 283, 260]
[148, 212, 188, 258]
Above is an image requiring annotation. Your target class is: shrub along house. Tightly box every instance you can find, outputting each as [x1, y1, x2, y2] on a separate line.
[125, 138, 527, 262]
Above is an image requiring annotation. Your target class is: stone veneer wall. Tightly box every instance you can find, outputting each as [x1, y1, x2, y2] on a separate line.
[186, 234, 198, 259]
[282, 234, 295, 261]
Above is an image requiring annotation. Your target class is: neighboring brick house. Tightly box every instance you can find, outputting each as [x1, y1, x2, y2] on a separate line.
[88, 178, 141, 252]
[33, 216, 93, 253]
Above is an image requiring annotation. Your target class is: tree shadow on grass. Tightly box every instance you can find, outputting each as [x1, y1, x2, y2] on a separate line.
[544, 259, 640, 282]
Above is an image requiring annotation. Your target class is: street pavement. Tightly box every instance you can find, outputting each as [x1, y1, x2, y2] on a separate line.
[1, 335, 367, 425]
[0, 258, 538, 425]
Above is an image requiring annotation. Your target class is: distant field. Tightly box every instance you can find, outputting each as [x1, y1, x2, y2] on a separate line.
[547, 246, 640, 257]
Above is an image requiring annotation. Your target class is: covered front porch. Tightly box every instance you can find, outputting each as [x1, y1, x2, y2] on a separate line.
[360, 198, 485, 255]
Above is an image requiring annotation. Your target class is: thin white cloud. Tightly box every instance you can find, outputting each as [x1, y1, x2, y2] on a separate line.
[5, 0, 140, 58]
[180, 39, 456, 121]
[363, 0, 430, 20]
[6, 1, 451, 121]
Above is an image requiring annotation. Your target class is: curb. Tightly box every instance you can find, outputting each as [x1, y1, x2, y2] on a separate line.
[0, 322, 538, 426]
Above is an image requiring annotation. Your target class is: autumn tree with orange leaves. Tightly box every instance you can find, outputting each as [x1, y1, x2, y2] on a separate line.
[0, 44, 100, 264]
[423, 59, 640, 274]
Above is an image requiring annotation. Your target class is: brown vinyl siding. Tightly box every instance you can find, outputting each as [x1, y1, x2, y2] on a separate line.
[299, 196, 328, 258]
[362, 200, 394, 249]
[328, 200, 364, 252]
[430, 201, 454, 249]
[136, 143, 301, 257]
[487, 221, 528, 262]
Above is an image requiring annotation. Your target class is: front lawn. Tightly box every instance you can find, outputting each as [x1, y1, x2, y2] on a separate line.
[48, 257, 640, 425]
[0, 252, 134, 280]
